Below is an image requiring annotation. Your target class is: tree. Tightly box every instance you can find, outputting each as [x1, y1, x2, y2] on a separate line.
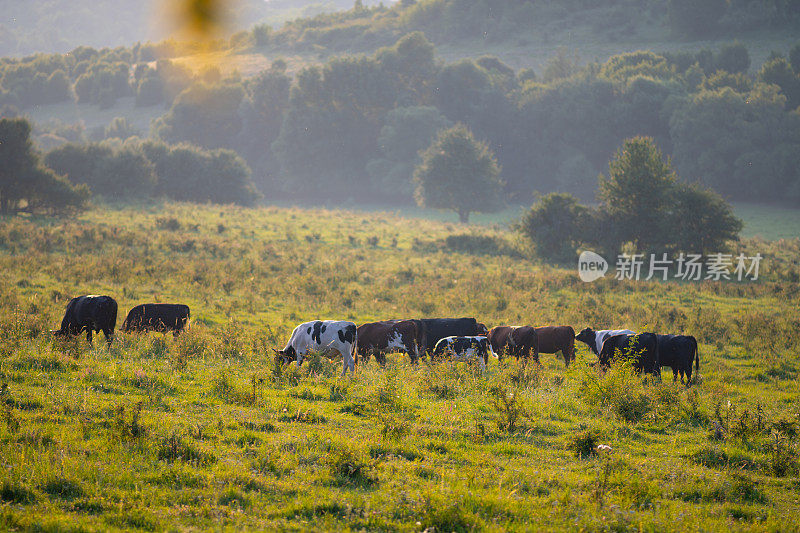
[0, 118, 88, 214]
[598, 137, 677, 251]
[152, 81, 245, 150]
[714, 42, 750, 74]
[671, 182, 742, 254]
[366, 105, 451, 199]
[517, 193, 590, 262]
[413, 124, 504, 223]
[759, 57, 800, 109]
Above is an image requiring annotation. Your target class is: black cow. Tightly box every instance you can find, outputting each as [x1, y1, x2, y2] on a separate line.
[419, 317, 487, 356]
[431, 336, 496, 372]
[52, 295, 118, 346]
[657, 334, 699, 384]
[121, 304, 191, 336]
[598, 333, 660, 376]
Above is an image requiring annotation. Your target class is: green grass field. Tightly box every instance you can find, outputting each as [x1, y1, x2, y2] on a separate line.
[1, 202, 799, 531]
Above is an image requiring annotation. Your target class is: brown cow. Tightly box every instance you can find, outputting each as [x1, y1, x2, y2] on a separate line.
[534, 326, 575, 366]
[356, 319, 424, 365]
[488, 326, 539, 362]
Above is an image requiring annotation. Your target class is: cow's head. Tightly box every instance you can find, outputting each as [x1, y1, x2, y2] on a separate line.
[476, 322, 489, 336]
[273, 346, 296, 365]
[575, 327, 595, 344]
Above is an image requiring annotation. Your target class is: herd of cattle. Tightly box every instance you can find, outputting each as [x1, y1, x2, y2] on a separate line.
[52, 295, 699, 383]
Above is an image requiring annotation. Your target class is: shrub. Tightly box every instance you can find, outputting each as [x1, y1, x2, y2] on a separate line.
[327, 448, 375, 486]
[567, 427, 603, 458]
[489, 385, 526, 433]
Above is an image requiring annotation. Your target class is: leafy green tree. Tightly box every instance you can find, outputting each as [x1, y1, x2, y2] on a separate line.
[517, 193, 590, 262]
[74, 61, 131, 108]
[375, 31, 437, 104]
[790, 42, 800, 74]
[714, 42, 750, 74]
[0, 118, 88, 214]
[153, 82, 245, 150]
[413, 124, 504, 223]
[598, 137, 677, 251]
[141, 140, 261, 206]
[46, 142, 155, 199]
[669, 84, 798, 201]
[759, 57, 800, 109]
[272, 56, 397, 197]
[239, 61, 291, 185]
[366, 105, 451, 198]
[701, 71, 752, 93]
[671, 182, 742, 254]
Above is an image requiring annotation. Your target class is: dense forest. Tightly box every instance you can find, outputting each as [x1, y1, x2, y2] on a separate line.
[265, 0, 800, 52]
[2, 0, 800, 211]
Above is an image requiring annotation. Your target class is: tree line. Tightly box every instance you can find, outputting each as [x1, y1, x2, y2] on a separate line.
[261, 0, 800, 53]
[0, 116, 259, 215]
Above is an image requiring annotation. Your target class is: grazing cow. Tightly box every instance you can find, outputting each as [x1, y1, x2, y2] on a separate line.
[121, 303, 190, 336]
[488, 326, 539, 362]
[419, 317, 486, 356]
[431, 336, 496, 373]
[52, 295, 117, 346]
[356, 319, 425, 365]
[575, 328, 636, 356]
[534, 326, 576, 366]
[276, 320, 357, 376]
[657, 334, 699, 384]
[598, 333, 660, 376]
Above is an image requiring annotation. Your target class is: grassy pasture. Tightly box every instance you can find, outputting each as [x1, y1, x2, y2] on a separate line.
[0, 202, 799, 531]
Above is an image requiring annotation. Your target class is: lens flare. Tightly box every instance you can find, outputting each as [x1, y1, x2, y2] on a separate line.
[155, 0, 240, 73]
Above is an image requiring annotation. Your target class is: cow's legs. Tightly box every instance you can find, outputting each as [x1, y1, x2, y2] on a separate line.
[103, 328, 113, 346]
[86, 329, 93, 344]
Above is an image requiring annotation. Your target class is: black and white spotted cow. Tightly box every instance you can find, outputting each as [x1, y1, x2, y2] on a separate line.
[576, 327, 636, 356]
[431, 335, 496, 373]
[276, 320, 357, 376]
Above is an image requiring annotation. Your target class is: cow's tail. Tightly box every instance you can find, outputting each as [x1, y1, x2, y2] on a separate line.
[694, 337, 699, 372]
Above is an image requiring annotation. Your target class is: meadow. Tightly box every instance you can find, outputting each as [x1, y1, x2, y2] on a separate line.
[0, 202, 799, 532]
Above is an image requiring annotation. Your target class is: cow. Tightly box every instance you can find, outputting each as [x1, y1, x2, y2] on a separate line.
[575, 328, 636, 356]
[121, 303, 190, 336]
[419, 318, 487, 356]
[487, 326, 539, 363]
[356, 319, 425, 365]
[598, 333, 660, 376]
[431, 336, 496, 373]
[52, 295, 118, 346]
[275, 320, 357, 376]
[534, 326, 576, 366]
[657, 334, 699, 384]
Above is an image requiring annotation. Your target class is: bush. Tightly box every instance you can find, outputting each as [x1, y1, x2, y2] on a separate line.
[327, 448, 374, 486]
[567, 427, 603, 458]
[517, 193, 591, 262]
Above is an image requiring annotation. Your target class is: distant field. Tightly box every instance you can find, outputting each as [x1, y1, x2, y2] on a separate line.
[0, 203, 798, 531]
[734, 203, 800, 240]
[277, 200, 800, 240]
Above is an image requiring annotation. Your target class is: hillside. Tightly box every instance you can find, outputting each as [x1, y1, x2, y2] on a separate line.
[0, 202, 799, 530]
[0, 0, 392, 57]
